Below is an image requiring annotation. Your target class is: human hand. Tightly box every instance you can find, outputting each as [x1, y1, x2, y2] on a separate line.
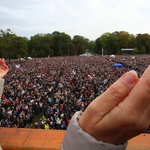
[0, 58, 9, 78]
[79, 66, 150, 144]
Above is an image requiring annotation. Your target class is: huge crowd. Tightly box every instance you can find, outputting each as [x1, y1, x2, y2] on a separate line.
[0, 55, 150, 132]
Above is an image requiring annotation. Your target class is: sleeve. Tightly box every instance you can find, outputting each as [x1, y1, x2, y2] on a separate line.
[0, 78, 4, 103]
[61, 111, 127, 150]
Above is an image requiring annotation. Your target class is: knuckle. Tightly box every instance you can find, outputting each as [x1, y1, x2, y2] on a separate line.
[108, 83, 126, 100]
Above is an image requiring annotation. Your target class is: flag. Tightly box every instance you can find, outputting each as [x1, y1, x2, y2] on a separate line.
[87, 75, 93, 79]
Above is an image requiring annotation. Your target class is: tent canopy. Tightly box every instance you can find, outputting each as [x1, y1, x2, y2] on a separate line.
[110, 54, 115, 58]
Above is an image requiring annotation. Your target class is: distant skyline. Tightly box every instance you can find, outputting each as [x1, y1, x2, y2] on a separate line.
[0, 0, 150, 40]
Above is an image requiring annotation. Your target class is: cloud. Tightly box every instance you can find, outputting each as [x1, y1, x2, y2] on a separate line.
[0, 0, 150, 40]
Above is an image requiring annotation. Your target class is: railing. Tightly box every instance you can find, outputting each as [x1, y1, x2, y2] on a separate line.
[0, 127, 150, 150]
[0, 127, 65, 150]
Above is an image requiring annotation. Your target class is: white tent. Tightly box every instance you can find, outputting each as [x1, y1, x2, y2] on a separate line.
[79, 52, 93, 57]
[110, 54, 115, 58]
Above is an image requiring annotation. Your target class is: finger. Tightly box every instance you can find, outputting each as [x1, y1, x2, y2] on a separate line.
[125, 65, 150, 117]
[88, 70, 139, 119]
[0, 59, 2, 64]
[0, 58, 5, 65]
[2, 58, 5, 65]
[3, 62, 8, 69]
[0, 59, 8, 70]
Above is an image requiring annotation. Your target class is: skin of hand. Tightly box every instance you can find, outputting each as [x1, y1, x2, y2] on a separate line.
[79, 65, 150, 144]
[0, 58, 9, 78]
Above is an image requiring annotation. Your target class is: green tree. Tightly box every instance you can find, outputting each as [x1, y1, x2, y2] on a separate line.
[135, 34, 150, 54]
[47, 48, 54, 56]
[103, 31, 136, 54]
[69, 42, 77, 55]
[58, 49, 64, 56]
[29, 33, 54, 57]
[116, 31, 131, 48]
[14, 36, 29, 58]
[52, 31, 72, 56]
[0, 29, 28, 59]
[107, 33, 119, 54]
[88, 41, 96, 53]
[29, 34, 44, 57]
[42, 34, 54, 56]
[0, 29, 16, 59]
[131, 48, 138, 54]
[94, 38, 102, 54]
[140, 46, 146, 54]
[100, 32, 119, 54]
[128, 34, 136, 48]
[30, 48, 37, 57]
[100, 32, 111, 55]
[72, 35, 89, 55]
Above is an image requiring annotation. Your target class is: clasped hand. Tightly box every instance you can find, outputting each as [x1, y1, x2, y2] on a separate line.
[0, 58, 9, 78]
[79, 66, 150, 144]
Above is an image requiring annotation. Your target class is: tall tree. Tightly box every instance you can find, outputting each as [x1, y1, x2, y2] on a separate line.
[136, 34, 150, 54]
[29, 33, 54, 57]
[52, 31, 72, 56]
[100, 32, 120, 54]
[72, 35, 89, 55]
[128, 34, 136, 48]
[108, 33, 119, 54]
[13, 36, 29, 58]
[114, 31, 131, 49]
[0, 29, 15, 59]
[100, 32, 111, 55]
[94, 38, 102, 54]
[29, 34, 44, 57]
[88, 41, 96, 53]
[0, 29, 28, 59]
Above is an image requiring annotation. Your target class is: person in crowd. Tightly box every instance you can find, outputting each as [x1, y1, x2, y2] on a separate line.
[0, 55, 150, 131]
[61, 65, 150, 150]
[0, 56, 150, 149]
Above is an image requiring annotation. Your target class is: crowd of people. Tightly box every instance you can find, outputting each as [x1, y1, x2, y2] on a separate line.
[0, 54, 150, 132]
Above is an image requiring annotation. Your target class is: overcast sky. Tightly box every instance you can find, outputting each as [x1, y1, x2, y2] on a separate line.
[0, 0, 150, 40]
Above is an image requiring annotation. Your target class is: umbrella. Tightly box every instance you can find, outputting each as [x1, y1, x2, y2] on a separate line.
[113, 63, 123, 68]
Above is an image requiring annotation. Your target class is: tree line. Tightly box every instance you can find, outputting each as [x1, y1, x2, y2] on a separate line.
[0, 29, 150, 59]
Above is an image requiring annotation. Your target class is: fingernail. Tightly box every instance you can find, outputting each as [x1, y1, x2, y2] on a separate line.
[122, 70, 138, 85]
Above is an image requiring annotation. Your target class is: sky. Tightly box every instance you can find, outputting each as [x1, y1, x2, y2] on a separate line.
[0, 0, 150, 40]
